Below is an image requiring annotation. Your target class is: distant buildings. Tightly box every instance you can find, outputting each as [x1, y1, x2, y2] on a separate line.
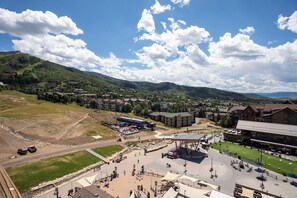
[98, 98, 149, 112]
[150, 112, 195, 128]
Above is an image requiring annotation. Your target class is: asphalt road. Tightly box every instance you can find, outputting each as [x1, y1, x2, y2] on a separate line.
[2, 139, 124, 168]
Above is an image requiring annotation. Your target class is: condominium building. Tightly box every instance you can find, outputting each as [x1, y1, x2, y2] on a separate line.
[150, 112, 195, 128]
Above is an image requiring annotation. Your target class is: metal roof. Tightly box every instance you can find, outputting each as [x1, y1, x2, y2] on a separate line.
[150, 112, 191, 118]
[236, 120, 297, 137]
[172, 133, 206, 141]
[116, 116, 148, 124]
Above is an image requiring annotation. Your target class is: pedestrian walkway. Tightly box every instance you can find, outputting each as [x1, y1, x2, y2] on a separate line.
[85, 149, 108, 163]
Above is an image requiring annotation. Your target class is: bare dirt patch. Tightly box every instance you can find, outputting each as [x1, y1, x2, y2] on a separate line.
[0, 91, 118, 146]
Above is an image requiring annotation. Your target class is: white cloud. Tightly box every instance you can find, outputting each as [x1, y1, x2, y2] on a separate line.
[171, 0, 190, 7]
[0, 8, 82, 37]
[161, 21, 167, 30]
[167, 18, 186, 30]
[0, 8, 122, 71]
[138, 20, 210, 55]
[137, 9, 155, 33]
[239, 26, 255, 35]
[150, 0, 171, 14]
[12, 34, 122, 69]
[185, 44, 209, 65]
[277, 11, 297, 33]
[209, 32, 267, 62]
[1, 8, 297, 93]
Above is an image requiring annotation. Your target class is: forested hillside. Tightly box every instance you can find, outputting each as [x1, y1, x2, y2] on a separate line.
[0, 51, 249, 100]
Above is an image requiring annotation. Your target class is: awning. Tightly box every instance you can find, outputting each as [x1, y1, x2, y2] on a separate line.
[198, 180, 219, 190]
[178, 175, 199, 183]
[162, 172, 181, 181]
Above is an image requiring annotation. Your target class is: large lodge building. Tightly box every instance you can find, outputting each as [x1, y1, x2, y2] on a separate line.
[229, 103, 297, 126]
[226, 102, 297, 155]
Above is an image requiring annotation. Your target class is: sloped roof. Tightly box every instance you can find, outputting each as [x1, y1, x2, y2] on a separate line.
[228, 106, 246, 113]
[172, 134, 206, 141]
[262, 107, 297, 117]
[236, 120, 297, 137]
[262, 104, 297, 112]
[150, 112, 191, 118]
[162, 187, 179, 198]
[210, 190, 234, 198]
[73, 185, 113, 198]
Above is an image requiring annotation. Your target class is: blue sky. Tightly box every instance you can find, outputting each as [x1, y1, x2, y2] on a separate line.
[0, 0, 297, 93]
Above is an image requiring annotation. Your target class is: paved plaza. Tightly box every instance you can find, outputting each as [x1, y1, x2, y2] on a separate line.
[35, 142, 297, 198]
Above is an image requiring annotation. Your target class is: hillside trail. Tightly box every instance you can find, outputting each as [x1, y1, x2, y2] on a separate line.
[57, 113, 89, 139]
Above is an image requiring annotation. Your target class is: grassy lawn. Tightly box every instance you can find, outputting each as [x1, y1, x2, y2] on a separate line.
[211, 142, 297, 175]
[6, 151, 99, 193]
[93, 145, 123, 157]
[7, 145, 123, 193]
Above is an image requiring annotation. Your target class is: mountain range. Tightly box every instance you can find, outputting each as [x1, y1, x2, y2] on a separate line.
[247, 92, 297, 99]
[0, 51, 265, 101]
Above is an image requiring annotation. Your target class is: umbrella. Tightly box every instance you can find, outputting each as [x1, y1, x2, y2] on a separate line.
[255, 168, 264, 173]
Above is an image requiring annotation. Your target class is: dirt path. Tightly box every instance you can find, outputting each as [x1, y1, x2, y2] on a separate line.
[57, 113, 89, 139]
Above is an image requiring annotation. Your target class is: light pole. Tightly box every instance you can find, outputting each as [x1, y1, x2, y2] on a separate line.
[210, 157, 213, 178]
[184, 160, 187, 175]
[154, 181, 157, 197]
[259, 147, 265, 191]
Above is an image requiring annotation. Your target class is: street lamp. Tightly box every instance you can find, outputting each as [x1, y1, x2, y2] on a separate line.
[259, 147, 265, 191]
[154, 181, 157, 197]
[184, 160, 187, 175]
[210, 157, 213, 178]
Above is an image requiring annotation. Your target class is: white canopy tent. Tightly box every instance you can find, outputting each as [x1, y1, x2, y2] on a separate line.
[198, 180, 219, 190]
[162, 172, 181, 181]
[75, 174, 98, 187]
[178, 175, 199, 183]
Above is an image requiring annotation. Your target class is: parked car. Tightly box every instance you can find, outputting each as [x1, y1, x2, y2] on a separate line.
[28, 145, 37, 153]
[17, 148, 28, 155]
[166, 149, 178, 159]
[290, 181, 297, 187]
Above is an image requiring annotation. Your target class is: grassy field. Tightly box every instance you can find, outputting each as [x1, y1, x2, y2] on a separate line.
[0, 90, 90, 118]
[7, 145, 123, 193]
[211, 142, 297, 175]
[6, 151, 99, 193]
[93, 145, 122, 157]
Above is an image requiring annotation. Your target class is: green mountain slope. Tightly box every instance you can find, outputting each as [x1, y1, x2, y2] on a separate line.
[0, 51, 249, 100]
